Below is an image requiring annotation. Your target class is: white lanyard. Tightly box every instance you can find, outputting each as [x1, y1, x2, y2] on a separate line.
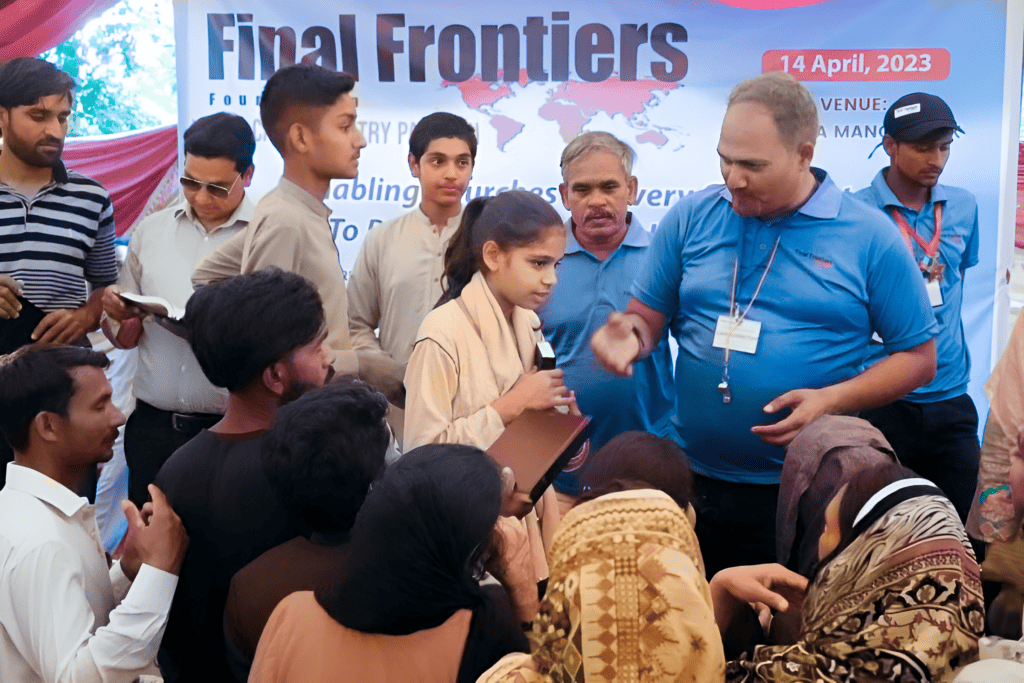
[719, 236, 781, 404]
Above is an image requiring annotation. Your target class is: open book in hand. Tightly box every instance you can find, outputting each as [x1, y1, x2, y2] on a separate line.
[118, 293, 190, 340]
[118, 292, 185, 320]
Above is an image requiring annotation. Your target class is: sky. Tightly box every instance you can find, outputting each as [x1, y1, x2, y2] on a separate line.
[68, 0, 177, 129]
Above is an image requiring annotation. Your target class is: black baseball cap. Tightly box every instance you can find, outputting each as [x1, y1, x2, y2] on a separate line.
[883, 93, 963, 142]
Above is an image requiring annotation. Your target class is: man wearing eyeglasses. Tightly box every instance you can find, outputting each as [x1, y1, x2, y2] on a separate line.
[101, 112, 256, 506]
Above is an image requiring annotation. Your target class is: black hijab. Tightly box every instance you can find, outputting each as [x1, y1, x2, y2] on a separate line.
[315, 444, 526, 683]
[777, 415, 898, 577]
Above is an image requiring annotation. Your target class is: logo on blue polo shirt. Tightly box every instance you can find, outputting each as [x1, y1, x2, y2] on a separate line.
[794, 247, 833, 269]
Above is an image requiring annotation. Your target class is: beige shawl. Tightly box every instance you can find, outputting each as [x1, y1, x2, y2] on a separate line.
[405, 270, 561, 594]
[478, 490, 726, 683]
[967, 312, 1024, 542]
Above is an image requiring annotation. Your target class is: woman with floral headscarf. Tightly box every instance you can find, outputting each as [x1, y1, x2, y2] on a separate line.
[726, 459, 984, 682]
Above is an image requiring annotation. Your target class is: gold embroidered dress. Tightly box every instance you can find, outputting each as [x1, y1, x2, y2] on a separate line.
[478, 489, 726, 683]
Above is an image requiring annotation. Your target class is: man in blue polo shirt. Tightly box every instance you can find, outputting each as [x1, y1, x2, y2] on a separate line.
[591, 72, 938, 575]
[855, 93, 979, 526]
[541, 132, 675, 500]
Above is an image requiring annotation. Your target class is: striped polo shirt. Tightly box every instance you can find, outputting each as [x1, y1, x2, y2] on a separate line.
[0, 161, 117, 312]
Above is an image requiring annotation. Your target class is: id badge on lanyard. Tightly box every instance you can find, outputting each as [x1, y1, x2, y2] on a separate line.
[891, 204, 944, 308]
[925, 278, 943, 307]
[714, 237, 780, 403]
[713, 316, 761, 354]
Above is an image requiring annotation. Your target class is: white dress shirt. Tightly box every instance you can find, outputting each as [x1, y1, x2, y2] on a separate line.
[119, 196, 252, 414]
[0, 463, 178, 682]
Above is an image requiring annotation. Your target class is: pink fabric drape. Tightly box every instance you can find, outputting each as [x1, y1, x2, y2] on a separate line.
[63, 125, 179, 237]
[0, 0, 120, 60]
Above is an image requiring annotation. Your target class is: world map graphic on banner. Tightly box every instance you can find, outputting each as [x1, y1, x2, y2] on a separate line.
[445, 71, 681, 151]
[177, 0, 1017, 419]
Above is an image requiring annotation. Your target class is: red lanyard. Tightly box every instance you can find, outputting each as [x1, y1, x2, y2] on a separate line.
[890, 203, 943, 260]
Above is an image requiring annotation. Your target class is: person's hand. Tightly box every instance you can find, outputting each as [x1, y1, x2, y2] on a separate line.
[987, 583, 1024, 639]
[710, 563, 808, 615]
[500, 369, 573, 419]
[120, 485, 189, 580]
[500, 466, 534, 519]
[751, 387, 837, 447]
[0, 274, 22, 319]
[590, 311, 640, 378]
[567, 390, 582, 416]
[491, 369, 572, 425]
[32, 306, 101, 344]
[517, 369, 573, 410]
[355, 350, 406, 408]
[101, 285, 143, 322]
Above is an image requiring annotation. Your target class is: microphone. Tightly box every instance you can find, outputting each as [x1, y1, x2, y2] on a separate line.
[535, 340, 557, 370]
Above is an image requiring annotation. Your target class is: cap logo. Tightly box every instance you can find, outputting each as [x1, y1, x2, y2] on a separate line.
[894, 103, 921, 118]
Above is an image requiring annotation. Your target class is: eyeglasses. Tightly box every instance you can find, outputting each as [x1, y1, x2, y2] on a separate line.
[179, 173, 240, 198]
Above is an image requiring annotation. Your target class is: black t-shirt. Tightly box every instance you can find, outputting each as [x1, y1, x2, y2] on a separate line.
[154, 429, 301, 683]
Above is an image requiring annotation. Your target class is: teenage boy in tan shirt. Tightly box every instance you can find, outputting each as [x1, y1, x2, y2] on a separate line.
[346, 113, 476, 443]
[193, 65, 402, 404]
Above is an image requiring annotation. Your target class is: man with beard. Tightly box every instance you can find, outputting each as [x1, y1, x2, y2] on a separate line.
[0, 58, 118, 488]
[0, 58, 115, 344]
[0, 344, 189, 683]
[539, 132, 675, 502]
[152, 268, 330, 683]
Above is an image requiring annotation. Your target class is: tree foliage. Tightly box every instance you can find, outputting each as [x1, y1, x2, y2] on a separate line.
[40, 1, 175, 137]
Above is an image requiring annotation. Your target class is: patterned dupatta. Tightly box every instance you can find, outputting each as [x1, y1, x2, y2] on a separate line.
[727, 495, 984, 683]
[478, 489, 726, 683]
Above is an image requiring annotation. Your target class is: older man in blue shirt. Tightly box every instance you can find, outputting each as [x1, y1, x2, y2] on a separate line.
[591, 72, 938, 575]
[541, 132, 675, 499]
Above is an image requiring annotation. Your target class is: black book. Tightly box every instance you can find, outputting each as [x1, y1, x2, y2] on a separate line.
[0, 296, 46, 355]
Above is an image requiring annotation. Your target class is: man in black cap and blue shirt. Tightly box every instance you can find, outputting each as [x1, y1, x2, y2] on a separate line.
[855, 93, 979, 526]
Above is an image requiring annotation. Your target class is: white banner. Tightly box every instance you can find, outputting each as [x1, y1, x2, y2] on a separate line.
[174, 0, 1020, 418]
